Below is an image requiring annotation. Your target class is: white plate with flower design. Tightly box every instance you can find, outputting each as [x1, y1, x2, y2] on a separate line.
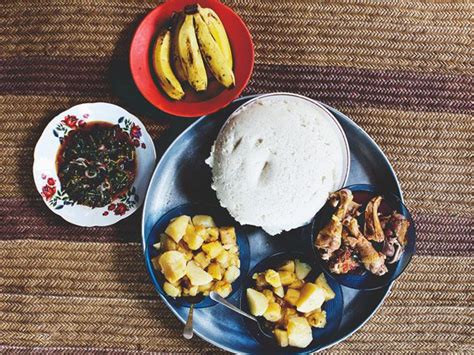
[33, 102, 156, 227]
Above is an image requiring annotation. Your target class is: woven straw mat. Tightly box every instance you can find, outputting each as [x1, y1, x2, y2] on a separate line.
[0, 0, 472, 353]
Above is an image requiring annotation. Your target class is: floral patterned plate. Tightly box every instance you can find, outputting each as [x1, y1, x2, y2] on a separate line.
[33, 102, 156, 227]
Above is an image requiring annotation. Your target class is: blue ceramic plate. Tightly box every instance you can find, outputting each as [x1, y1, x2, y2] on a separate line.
[144, 203, 250, 308]
[142, 94, 404, 352]
[241, 252, 343, 353]
[311, 184, 415, 290]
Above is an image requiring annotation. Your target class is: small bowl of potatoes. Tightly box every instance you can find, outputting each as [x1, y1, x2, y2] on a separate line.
[144, 203, 250, 308]
[241, 252, 343, 351]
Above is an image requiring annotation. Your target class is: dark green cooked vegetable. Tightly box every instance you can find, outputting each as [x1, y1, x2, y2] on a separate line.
[57, 122, 136, 208]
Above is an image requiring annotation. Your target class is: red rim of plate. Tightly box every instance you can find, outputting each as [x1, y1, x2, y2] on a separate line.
[130, 0, 254, 118]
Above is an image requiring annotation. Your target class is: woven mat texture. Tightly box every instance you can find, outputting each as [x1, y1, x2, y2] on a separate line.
[0, 0, 472, 353]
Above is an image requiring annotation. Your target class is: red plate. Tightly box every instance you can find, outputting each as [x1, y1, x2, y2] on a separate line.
[130, 0, 254, 118]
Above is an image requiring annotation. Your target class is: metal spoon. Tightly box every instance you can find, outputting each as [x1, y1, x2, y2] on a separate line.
[182, 294, 204, 340]
[209, 291, 274, 339]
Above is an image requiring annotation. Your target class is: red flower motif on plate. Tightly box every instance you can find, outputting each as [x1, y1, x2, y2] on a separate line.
[130, 123, 142, 139]
[42, 184, 56, 201]
[113, 203, 128, 216]
[62, 115, 79, 128]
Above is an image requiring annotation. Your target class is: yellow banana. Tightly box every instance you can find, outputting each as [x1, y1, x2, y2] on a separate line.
[178, 11, 208, 92]
[193, 11, 235, 89]
[152, 29, 185, 100]
[198, 6, 233, 69]
[170, 12, 187, 83]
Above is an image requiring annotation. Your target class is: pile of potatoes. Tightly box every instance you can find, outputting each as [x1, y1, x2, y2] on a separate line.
[151, 214, 240, 299]
[246, 259, 335, 348]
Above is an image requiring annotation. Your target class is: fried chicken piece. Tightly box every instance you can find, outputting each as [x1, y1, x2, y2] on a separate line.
[390, 213, 410, 246]
[315, 215, 342, 260]
[357, 236, 388, 275]
[329, 189, 361, 220]
[316, 189, 361, 260]
[364, 196, 385, 242]
[343, 217, 388, 276]
[341, 228, 357, 248]
[328, 247, 360, 274]
[382, 212, 410, 264]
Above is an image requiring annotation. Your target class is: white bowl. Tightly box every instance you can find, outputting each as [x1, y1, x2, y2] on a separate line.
[33, 102, 156, 227]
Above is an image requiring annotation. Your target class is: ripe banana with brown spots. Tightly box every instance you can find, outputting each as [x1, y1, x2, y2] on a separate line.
[198, 6, 233, 70]
[192, 7, 235, 89]
[178, 9, 208, 92]
[152, 28, 185, 100]
[170, 12, 188, 83]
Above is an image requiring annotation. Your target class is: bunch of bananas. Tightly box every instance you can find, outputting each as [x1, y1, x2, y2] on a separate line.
[153, 4, 235, 100]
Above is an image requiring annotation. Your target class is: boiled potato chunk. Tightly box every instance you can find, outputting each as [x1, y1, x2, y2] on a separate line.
[288, 279, 304, 289]
[219, 226, 237, 245]
[207, 262, 223, 280]
[284, 288, 300, 306]
[253, 272, 268, 288]
[188, 286, 199, 296]
[278, 271, 297, 286]
[192, 215, 216, 227]
[287, 317, 312, 348]
[216, 250, 230, 268]
[163, 281, 181, 298]
[183, 225, 205, 250]
[263, 302, 282, 322]
[213, 280, 232, 298]
[315, 273, 335, 301]
[177, 241, 193, 261]
[228, 253, 240, 267]
[224, 244, 239, 254]
[206, 227, 219, 241]
[306, 309, 327, 328]
[296, 283, 325, 313]
[151, 255, 161, 271]
[155, 214, 240, 300]
[202, 241, 224, 259]
[224, 265, 240, 283]
[186, 261, 213, 286]
[273, 286, 284, 298]
[262, 289, 276, 303]
[295, 259, 312, 280]
[278, 260, 295, 272]
[198, 281, 214, 294]
[280, 306, 298, 328]
[273, 329, 289, 347]
[182, 285, 199, 297]
[159, 251, 187, 283]
[247, 288, 269, 316]
[193, 251, 211, 269]
[165, 215, 190, 243]
[265, 269, 282, 288]
[160, 233, 178, 251]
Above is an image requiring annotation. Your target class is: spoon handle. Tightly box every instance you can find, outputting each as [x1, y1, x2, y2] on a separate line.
[210, 291, 257, 323]
[183, 304, 194, 339]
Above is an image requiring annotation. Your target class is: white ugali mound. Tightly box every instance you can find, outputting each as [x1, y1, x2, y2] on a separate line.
[206, 94, 348, 235]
